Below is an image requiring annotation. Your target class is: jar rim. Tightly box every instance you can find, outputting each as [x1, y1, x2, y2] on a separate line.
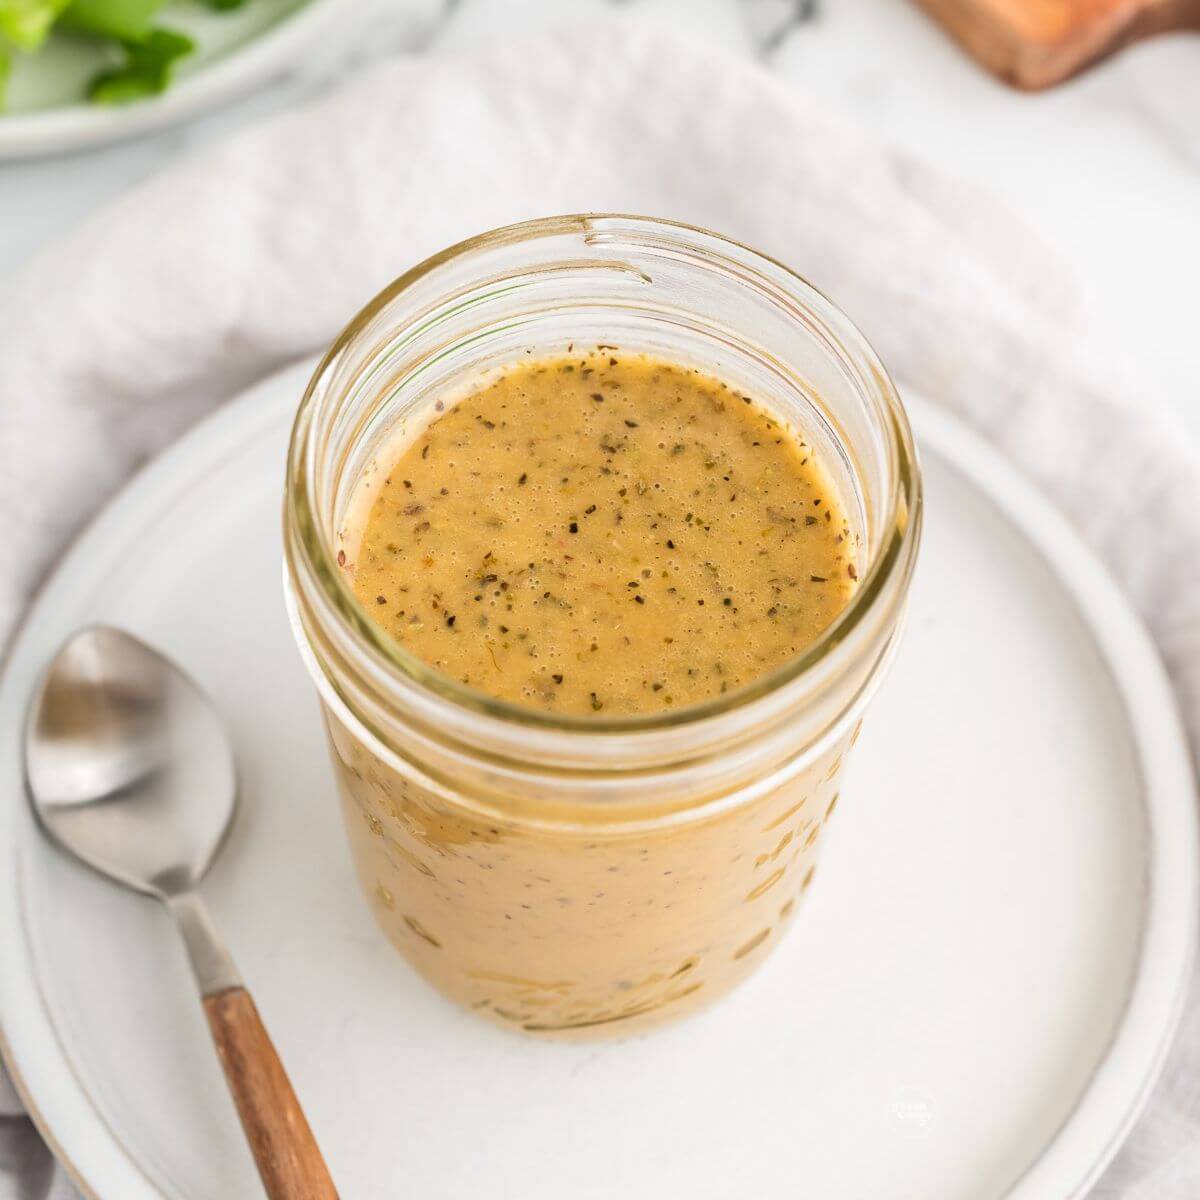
[284, 213, 922, 736]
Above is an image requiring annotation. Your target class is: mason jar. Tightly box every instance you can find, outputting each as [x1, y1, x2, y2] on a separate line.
[284, 215, 921, 1036]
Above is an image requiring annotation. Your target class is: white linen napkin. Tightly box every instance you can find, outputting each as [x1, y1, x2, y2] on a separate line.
[1, 18, 1197, 1199]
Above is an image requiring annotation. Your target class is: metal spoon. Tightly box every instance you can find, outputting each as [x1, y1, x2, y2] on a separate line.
[24, 626, 338, 1200]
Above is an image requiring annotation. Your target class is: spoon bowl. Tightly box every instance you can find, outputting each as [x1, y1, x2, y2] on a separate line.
[25, 626, 235, 898]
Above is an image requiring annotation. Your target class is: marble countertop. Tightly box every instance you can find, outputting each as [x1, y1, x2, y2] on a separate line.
[2, 0, 1197, 444]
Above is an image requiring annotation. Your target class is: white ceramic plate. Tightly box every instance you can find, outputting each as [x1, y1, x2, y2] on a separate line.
[0, 0, 352, 160]
[0, 360, 1195, 1199]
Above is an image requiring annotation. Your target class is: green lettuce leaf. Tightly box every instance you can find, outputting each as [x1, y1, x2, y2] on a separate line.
[87, 25, 192, 103]
[0, 0, 72, 51]
[60, 0, 167, 42]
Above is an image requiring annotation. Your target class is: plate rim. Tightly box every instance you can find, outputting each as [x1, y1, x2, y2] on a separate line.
[0, 0, 355, 162]
[0, 358, 1195, 1200]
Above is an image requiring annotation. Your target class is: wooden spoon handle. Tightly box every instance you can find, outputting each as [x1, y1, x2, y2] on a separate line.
[203, 987, 339, 1200]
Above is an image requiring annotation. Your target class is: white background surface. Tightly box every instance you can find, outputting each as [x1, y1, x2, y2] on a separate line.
[1, 0, 1198, 444]
[2, 4, 1199, 1196]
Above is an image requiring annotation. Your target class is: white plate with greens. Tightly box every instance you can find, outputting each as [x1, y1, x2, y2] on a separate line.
[0, 0, 351, 159]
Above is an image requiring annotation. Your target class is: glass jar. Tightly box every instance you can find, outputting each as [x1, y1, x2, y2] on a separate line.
[284, 215, 921, 1036]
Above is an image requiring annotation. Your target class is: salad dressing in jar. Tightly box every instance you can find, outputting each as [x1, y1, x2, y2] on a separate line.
[285, 215, 921, 1036]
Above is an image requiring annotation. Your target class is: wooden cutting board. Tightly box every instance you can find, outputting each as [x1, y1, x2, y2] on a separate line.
[914, 0, 1200, 89]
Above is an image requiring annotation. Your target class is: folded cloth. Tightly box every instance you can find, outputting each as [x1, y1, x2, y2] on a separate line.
[0, 18, 1196, 1199]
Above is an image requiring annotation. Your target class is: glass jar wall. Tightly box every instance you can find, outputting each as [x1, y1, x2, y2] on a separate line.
[284, 215, 921, 1036]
